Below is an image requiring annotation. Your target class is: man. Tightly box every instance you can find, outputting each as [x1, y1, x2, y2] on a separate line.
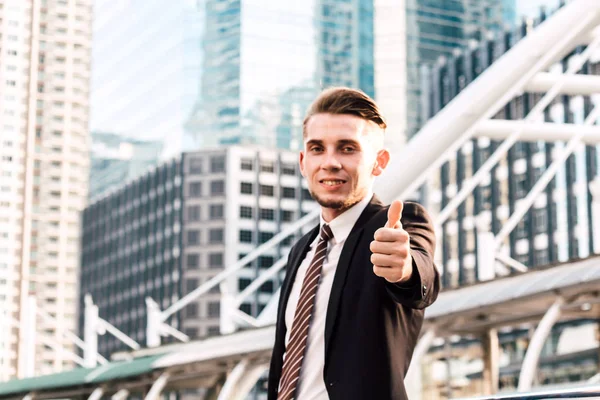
[267, 87, 440, 400]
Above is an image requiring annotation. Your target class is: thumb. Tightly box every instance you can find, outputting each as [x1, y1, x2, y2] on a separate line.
[385, 200, 403, 229]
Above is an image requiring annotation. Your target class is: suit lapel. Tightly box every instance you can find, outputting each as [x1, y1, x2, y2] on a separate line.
[324, 196, 384, 359]
[276, 225, 319, 336]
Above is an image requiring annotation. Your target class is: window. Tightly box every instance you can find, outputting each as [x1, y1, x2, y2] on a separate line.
[209, 228, 224, 244]
[185, 303, 198, 317]
[209, 204, 224, 219]
[184, 327, 198, 338]
[188, 157, 203, 174]
[260, 162, 274, 173]
[260, 281, 274, 293]
[281, 210, 294, 222]
[208, 302, 220, 318]
[186, 254, 199, 269]
[210, 156, 225, 173]
[241, 158, 253, 171]
[282, 163, 296, 175]
[189, 182, 202, 197]
[239, 230, 253, 243]
[239, 278, 251, 291]
[187, 230, 200, 245]
[210, 180, 224, 195]
[259, 232, 274, 244]
[242, 182, 256, 196]
[186, 279, 199, 294]
[240, 206, 253, 219]
[187, 205, 201, 222]
[207, 326, 220, 336]
[209, 253, 223, 268]
[302, 188, 313, 201]
[282, 187, 296, 199]
[260, 208, 274, 220]
[260, 185, 274, 197]
[259, 256, 274, 268]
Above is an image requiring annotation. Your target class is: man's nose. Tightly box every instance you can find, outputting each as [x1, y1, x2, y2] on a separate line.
[322, 151, 342, 170]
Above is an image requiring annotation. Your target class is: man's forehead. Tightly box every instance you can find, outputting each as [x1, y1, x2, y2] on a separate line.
[305, 114, 379, 140]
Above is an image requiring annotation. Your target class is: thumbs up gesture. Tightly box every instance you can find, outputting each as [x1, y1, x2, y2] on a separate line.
[370, 200, 413, 283]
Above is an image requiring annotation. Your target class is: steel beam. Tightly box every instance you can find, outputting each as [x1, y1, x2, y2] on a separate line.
[475, 119, 600, 144]
[217, 359, 269, 400]
[374, 0, 600, 202]
[525, 72, 600, 95]
[518, 297, 564, 392]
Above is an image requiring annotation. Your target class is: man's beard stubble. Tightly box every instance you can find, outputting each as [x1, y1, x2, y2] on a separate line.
[309, 189, 364, 214]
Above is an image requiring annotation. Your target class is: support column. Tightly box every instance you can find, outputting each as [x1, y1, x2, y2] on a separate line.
[217, 359, 269, 400]
[146, 298, 162, 348]
[84, 295, 99, 368]
[518, 297, 564, 392]
[144, 373, 170, 400]
[589, 178, 600, 254]
[405, 328, 436, 400]
[476, 216, 496, 281]
[87, 387, 104, 400]
[481, 328, 499, 395]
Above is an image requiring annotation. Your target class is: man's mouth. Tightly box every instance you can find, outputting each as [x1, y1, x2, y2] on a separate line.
[320, 179, 346, 186]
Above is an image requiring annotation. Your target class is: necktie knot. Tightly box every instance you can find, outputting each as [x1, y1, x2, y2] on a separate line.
[320, 224, 333, 242]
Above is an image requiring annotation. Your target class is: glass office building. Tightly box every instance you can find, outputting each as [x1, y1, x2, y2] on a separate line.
[185, 0, 375, 149]
[89, 132, 163, 200]
[406, 0, 514, 138]
[90, 0, 203, 157]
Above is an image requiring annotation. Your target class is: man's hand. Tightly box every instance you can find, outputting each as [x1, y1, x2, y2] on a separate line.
[370, 200, 413, 283]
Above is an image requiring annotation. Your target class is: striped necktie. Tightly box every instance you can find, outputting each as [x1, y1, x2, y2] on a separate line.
[278, 224, 333, 400]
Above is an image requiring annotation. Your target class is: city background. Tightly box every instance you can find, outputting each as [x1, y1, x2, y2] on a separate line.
[1, 0, 600, 399]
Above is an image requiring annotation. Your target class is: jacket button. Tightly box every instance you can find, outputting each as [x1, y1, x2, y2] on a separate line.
[329, 382, 335, 387]
[422, 285, 427, 296]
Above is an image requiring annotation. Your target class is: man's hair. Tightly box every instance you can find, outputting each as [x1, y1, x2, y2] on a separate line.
[303, 87, 387, 137]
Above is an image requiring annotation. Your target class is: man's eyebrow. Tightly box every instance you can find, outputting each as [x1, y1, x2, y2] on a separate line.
[306, 139, 324, 146]
[337, 139, 361, 147]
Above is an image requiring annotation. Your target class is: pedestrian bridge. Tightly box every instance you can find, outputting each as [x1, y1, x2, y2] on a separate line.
[1, 255, 598, 399]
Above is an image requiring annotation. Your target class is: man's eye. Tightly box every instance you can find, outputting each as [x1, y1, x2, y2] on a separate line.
[342, 147, 355, 152]
[310, 147, 323, 152]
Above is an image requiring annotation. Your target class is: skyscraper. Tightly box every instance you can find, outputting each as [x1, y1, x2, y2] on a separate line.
[90, 0, 203, 158]
[185, 0, 375, 149]
[89, 132, 163, 200]
[0, 0, 92, 379]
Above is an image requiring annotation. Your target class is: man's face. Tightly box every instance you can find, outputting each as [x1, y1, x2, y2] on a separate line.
[300, 113, 389, 221]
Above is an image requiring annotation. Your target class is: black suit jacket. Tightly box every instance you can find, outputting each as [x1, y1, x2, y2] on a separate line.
[267, 196, 440, 400]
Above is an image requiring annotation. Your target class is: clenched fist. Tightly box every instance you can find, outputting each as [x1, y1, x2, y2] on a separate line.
[370, 200, 413, 283]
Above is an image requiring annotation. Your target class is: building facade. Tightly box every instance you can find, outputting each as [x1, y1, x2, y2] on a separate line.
[185, 0, 375, 150]
[420, 13, 600, 395]
[0, 0, 92, 379]
[79, 146, 316, 356]
[89, 132, 163, 201]
[90, 0, 203, 157]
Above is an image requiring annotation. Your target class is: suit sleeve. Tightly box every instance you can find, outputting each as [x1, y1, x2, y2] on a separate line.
[384, 201, 440, 309]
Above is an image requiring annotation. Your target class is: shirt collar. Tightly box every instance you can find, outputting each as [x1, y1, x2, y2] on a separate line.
[320, 190, 373, 244]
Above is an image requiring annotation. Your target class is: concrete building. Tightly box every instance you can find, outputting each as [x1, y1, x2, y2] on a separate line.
[0, 0, 92, 379]
[89, 132, 162, 200]
[79, 146, 316, 357]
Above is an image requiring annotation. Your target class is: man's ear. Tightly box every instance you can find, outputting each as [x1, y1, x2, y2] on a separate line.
[372, 149, 390, 176]
[299, 151, 306, 177]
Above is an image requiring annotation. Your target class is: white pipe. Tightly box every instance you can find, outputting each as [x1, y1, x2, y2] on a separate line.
[217, 360, 269, 400]
[495, 103, 600, 247]
[98, 319, 141, 350]
[405, 328, 437, 400]
[233, 257, 287, 307]
[374, 0, 600, 203]
[87, 387, 104, 400]
[111, 389, 130, 400]
[160, 209, 318, 319]
[159, 324, 190, 343]
[84, 294, 99, 368]
[144, 372, 170, 400]
[525, 72, 600, 95]
[38, 336, 86, 367]
[494, 253, 528, 273]
[475, 119, 600, 144]
[436, 30, 600, 228]
[518, 297, 564, 392]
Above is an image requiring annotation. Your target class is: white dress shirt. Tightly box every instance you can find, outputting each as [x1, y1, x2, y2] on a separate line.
[283, 192, 373, 399]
